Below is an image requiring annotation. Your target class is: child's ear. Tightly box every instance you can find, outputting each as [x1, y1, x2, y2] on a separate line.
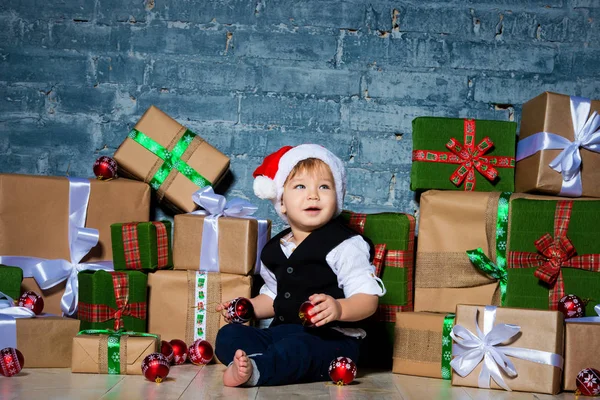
[280, 202, 287, 214]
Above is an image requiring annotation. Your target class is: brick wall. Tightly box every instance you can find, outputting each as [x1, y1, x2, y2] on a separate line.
[1, 1, 598, 231]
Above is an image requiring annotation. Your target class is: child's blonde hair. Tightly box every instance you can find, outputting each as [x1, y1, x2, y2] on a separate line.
[284, 158, 335, 187]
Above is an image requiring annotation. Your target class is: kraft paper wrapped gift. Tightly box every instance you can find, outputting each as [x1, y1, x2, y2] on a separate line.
[515, 92, 600, 198]
[392, 312, 455, 379]
[505, 199, 600, 316]
[147, 270, 251, 349]
[0, 174, 150, 316]
[72, 331, 159, 375]
[0, 264, 23, 299]
[111, 221, 173, 271]
[451, 305, 564, 394]
[113, 105, 230, 213]
[563, 313, 600, 391]
[411, 117, 516, 192]
[173, 214, 271, 276]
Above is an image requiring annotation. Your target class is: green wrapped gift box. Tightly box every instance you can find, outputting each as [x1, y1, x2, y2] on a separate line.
[411, 117, 516, 192]
[340, 211, 415, 367]
[505, 199, 600, 315]
[0, 264, 23, 299]
[111, 221, 173, 271]
[78, 270, 148, 332]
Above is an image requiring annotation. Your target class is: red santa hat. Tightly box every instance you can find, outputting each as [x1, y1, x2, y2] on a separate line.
[252, 144, 346, 222]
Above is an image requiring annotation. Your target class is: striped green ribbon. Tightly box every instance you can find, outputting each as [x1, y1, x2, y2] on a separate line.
[441, 313, 455, 380]
[466, 191, 511, 305]
[128, 128, 211, 191]
[78, 329, 159, 375]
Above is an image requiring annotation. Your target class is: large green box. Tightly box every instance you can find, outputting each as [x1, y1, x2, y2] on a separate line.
[111, 221, 173, 271]
[0, 264, 23, 300]
[411, 117, 516, 192]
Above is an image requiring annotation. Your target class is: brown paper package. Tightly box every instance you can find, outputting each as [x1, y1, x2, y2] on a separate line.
[147, 270, 251, 351]
[15, 316, 80, 368]
[451, 305, 564, 395]
[173, 214, 271, 275]
[71, 334, 159, 374]
[113, 105, 230, 213]
[0, 174, 151, 315]
[516, 92, 600, 197]
[392, 312, 448, 379]
[563, 322, 600, 391]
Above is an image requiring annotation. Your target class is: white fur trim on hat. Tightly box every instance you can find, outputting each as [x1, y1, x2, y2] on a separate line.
[253, 175, 278, 200]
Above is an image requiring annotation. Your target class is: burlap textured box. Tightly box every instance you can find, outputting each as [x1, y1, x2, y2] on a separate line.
[516, 92, 600, 197]
[173, 214, 271, 275]
[563, 322, 600, 391]
[0, 174, 150, 315]
[114, 105, 230, 213]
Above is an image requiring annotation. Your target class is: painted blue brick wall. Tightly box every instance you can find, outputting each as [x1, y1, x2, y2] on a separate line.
[1, 0, 599, 232]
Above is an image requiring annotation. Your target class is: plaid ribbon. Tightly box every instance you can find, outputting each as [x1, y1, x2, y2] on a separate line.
[508, 200, 600, 310]
[121, 222, 169, 270]
[412, 119, 515, 191]
[372, 244, 386, 277]
[78, 272, 147, 330]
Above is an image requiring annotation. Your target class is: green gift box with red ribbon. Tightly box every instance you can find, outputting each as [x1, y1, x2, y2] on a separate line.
[411, 117, 516, 192]
[505, 198, 600, 316]
[0, 264, 23, 300]
[77, 270, 148, 333]
[111, 221, 173, 271]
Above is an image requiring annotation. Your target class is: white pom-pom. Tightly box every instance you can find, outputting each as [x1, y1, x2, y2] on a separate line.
[253, 175, 277, 200]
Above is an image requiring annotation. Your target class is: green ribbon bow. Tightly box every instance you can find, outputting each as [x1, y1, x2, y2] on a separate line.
[128, 128, 211, 191]
[78, 329, 159, 375]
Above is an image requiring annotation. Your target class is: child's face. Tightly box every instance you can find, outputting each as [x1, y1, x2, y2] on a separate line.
[280, 164, 337, 233]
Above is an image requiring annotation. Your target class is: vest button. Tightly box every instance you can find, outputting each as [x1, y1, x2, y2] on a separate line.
[279, 316, 285, 321]
[287, 267, 293, 274]
[284, 292, 291, 299]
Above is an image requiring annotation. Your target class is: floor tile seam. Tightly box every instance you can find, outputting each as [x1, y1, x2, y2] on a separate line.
[177, 364, 207, 400]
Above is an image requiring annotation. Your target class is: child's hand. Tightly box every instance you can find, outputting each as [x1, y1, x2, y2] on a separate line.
[307, 294, 342, 327]
[216, 300, 232, 322]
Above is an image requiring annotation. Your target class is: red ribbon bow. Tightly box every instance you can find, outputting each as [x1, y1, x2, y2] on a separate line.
[532, 234, 577, 285]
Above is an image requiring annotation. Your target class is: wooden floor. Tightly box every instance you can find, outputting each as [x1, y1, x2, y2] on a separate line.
[0, 365, 581, 400]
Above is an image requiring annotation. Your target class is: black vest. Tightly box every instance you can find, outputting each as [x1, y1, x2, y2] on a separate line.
[261, 217, 372, 328]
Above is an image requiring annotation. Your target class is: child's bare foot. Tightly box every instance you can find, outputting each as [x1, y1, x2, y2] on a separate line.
[223, 349, 253, 387]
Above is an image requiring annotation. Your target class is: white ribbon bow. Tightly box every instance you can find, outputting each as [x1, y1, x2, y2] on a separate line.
[0, 291, 36, 349]
[191, 186, 268, 274]
[450, 305, 563, 392]
[516, 96, 600, 197]
[566, 304, 600, 323]
[0, 178, 113, 317]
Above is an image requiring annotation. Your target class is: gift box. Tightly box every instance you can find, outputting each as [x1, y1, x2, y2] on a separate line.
[392, 312, 455, 379]
[516, 92, 600, 198]
[147, 270, 251, 349]
[72, 331, 159, 374]
[78, 270, 147, 332]
[411, 117, 516, 192]
[563, 317, 600, 391]
[113, 105, 230, 213]
[111, 221, 173, 271]
[0, 174, 150, 316]
[505, 198, 600, 316]
[451, 305, 564, 394]
[0, 264, 23, 299]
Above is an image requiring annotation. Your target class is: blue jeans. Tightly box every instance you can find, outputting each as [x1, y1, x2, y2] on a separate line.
[215, 323, 361, 386]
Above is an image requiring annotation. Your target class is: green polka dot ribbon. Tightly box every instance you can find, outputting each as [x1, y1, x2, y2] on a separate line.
[128, 128, 211, 190]
[441, 313, 455, 380]
[466, 192, 511, 305]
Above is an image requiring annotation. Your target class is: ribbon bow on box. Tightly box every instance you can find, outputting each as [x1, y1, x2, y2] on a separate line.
[450, 305, 563, 392]
[191, 186, 269, 275]
[0, 291, 36, 349]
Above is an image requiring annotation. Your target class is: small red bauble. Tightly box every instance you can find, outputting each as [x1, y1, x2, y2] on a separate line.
[93, 156, 118, 181]
[576, 367, 600, 396]
[226, 297, 254, 324]
[141, 353, 170, 383]
[169, 339, 188, 365]
[188, 339, 214, 365]
[558, 294, 585, 319]
[298, 301, 316, 327]
[328, 356, 357, 385]
[17, 291, 44, 315]
[0, 347, 24, 377]
[160, 340, 174, 364]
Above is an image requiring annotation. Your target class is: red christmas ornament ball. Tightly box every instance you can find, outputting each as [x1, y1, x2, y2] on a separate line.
[169, 339, 188, 365]
[141, 353, 170, 383]
[558, 294, 585, 319]
[298, 301, 316, 327]
[93, 156, 118, 181]
[17, 290, 44, 315]
[160, 340, 174, 364]
[188, 339, 214, 365]
[576, 368, 600, 396]
[226, 297, 254, 324]
[0, 347, 24, 377]
[328, 356, 357, 385]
